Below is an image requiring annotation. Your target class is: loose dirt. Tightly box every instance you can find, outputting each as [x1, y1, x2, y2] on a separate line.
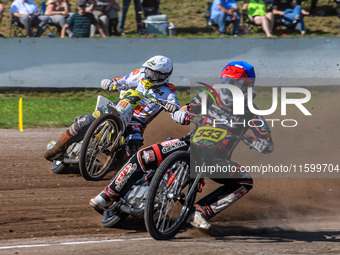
[0, 90, 339, 254]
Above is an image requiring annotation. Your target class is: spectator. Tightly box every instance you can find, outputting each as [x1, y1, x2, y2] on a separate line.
[60, 0, 106, 38]
[309, 0, 317, 17]
[335, 0, 340, 19]
[119, 0, 143, 35]
[105, 0, 120, 36]
[90, 0, 109, 36]
[243, 0, 274, 37]
[10, 0, 49, 37]
[45, 0, 73, 36]
[271, 0, 309, 35]
[0, 1, 4, 36]
[210, 0, 241, 36]
[85, 0, 95, 12]
[0, 1, 4, 24]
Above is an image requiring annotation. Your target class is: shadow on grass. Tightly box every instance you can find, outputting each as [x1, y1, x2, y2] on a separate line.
[273, 27, 335, 36]
[176, 26, 218, 35]
[311, 4, 339, 17]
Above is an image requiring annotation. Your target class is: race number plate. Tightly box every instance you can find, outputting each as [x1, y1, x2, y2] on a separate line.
[120, 89, 144, 109]
[193, 126, 227, 143]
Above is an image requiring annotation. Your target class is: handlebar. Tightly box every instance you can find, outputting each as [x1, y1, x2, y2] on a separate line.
[144, 95, 180, 112]
[144, 96, 167, 106]
[227, 134, 256, 148]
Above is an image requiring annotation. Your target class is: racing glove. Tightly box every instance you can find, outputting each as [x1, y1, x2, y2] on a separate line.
[100, 79, 118, 91]
[173, 110, 190, 125]
[164, 102, 179, 113]
[251, 138, 270, 153]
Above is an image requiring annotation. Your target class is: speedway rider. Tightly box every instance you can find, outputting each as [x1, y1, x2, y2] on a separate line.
[44, 55, 181, 162]
[89, 61, 274, 231]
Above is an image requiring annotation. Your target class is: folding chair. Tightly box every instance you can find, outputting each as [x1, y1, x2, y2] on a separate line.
[205, 2, 234, 34]
[40, 1, 61, 37]
[272, 14, 298, 33]
[205, 2, 217, 27]
[242, 13, 262, 34]
[45, 21, 61, 37]
[9, 15, 27, 37]
[267, 2, 298, 34]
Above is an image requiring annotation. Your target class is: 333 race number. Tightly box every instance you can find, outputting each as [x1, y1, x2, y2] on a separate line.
[193, 126, 227, 143]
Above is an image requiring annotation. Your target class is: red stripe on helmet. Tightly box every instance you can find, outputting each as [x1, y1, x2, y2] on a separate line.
[220, 65, 249, 79]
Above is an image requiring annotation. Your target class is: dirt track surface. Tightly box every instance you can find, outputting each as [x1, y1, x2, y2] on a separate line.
[0, 92, 340, 254]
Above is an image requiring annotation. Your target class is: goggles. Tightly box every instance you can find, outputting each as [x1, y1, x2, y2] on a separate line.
[220, 77, 250, 92]
[145, 68, 168, 82]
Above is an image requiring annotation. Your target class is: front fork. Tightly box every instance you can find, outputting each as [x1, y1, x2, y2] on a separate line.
[185, 171, 204, 206]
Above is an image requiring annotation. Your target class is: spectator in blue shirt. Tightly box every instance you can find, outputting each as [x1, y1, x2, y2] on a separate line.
[210, 0, 241, 36]
[10, 0, 49, 37]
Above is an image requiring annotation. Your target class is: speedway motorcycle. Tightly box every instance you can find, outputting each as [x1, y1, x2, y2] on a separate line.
[47, 89, 175, 181]
[101, 115, 258, 239]
[143, 115, 259, 240]
[47, 94, 117, 178]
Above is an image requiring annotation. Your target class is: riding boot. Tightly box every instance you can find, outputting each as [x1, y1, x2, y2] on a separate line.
[44, 130, 72, 161]
[89, 187, 118, 214]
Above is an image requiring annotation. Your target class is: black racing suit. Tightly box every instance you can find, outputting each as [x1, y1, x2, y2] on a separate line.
[187, 92, 274, 220]
[101, 136, 190, 200]
[101, 91, 273, 222]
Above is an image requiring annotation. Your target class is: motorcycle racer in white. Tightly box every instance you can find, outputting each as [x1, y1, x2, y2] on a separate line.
[44, 55, 182, 162]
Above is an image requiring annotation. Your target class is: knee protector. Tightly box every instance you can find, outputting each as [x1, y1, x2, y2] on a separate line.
[69, 114, 96, 143]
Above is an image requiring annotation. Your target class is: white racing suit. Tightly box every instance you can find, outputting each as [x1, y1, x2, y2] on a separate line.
[68, 67, 181, 156]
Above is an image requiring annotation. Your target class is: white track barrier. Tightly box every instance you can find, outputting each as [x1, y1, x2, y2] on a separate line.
[0, 37, 339, 88]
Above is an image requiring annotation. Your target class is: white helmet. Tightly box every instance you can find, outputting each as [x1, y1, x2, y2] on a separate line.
[142, 55, 173, 87]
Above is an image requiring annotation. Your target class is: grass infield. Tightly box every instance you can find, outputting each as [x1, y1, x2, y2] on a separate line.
[1, 87, 337, 129]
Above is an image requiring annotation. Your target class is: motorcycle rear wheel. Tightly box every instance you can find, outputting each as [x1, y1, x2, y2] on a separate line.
[79, 113, 122, 181]
[144, 151, 195, 240]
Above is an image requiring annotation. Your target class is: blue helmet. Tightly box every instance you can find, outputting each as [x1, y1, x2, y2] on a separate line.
[219, 61, 256, 106]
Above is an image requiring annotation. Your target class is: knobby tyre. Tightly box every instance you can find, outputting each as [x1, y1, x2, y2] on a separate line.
[144, 151, 195, 240]
[79, 113, 121, 181]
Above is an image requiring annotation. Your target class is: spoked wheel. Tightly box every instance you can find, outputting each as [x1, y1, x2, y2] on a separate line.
[144, 151, 196, 240]
[79, 113, 122, 181]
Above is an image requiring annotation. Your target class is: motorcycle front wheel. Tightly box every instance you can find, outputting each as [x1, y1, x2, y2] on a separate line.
[79, 113, 122, 181]
[144, 151, 195, 240]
